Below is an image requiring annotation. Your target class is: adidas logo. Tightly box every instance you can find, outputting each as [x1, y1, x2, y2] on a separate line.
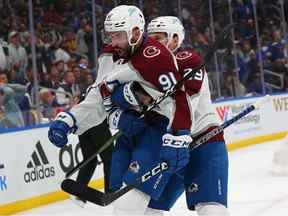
[24, 141, 55, 183]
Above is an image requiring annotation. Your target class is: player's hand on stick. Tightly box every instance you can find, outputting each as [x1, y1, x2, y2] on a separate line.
[160, 130, 192, 173]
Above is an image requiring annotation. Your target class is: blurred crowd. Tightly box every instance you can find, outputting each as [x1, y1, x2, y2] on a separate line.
[0, 0, 287, 129]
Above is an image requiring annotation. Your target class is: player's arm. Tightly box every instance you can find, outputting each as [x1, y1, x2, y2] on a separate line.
[48, 49, 116, 148]
[48, 84, 107, 147]
[176, 51, 206, 131]
[177, 50, 205, 97]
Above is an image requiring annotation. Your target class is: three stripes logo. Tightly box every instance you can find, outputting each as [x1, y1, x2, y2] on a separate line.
[24, 141, 55, 183]
[27, 141, 49, 168]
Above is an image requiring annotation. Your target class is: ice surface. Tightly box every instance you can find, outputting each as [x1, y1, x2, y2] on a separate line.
[18, 140, 288, 216]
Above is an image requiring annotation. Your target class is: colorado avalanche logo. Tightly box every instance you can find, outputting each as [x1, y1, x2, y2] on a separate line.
[176, 51, 193, 60]
[188, 183, 199, 193]
[129, 161, 140, 173]
[143, 46, 161, 58]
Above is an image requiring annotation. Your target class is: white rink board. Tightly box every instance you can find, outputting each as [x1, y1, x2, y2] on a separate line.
[214, 93, 288, 143]
[0, 126, 101, 206]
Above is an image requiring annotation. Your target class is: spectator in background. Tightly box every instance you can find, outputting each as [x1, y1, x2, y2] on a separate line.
[39, 88, 60, 121]
[0, 71, 24, 128]
[78, 57, 89, 69]
[65, 31, 77, 53]
[42, 66, 61, 90]
[53, 59, 66, 78]
[233, 0, 254, 39]
[25, 34, 48, 76]
[56, 71, 79, 106]
[268, 30, 285, 63]
[18, 22, 30, 48]
[72, 65, 81, 83]
[0, 43, 7, 71]
[245, 49, 260, 86]
[221, 70, 247, 97]
[247, 72, 266, 94]
[0, 71, 8, 86]
[85, 73, 94, 87]
[238, 40, 255, 84]
[75, 18, 90, 56]
[238, 40, 255, 64]
[7, 31, 28, 83]
[0, 88, 14, 128]
[54, 41, 71, 65]
[71, 65, 88, 93]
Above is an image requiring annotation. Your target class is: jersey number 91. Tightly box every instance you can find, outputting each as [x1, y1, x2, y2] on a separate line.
[159, 72, 177, 91]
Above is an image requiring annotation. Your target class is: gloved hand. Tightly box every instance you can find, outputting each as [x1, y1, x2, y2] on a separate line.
[160, 130, 192, 173]
[108, 108, 147, 136]
[99, 80, 119, 113]
[111, 81, 152, 112]
[48, 112, 77, 148]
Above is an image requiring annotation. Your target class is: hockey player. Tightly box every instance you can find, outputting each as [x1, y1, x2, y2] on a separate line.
[102, 16, 229, 216]
[48, 5, 193, 213]
[106, 83, 174, 215]
[48, 5, 192, 145]
[146, 16, 230, 215]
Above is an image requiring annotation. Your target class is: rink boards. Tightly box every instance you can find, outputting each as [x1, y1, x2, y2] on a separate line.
[0, 93, 288, 215]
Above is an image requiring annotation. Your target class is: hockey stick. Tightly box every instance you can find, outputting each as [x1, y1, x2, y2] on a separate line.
[61, 95, 270, 206]
[64, 131, 122, 179]
[64, 23, 235, 179]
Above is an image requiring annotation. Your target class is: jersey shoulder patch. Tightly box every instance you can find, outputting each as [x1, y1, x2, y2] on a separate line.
[143, 45, 161, 58]
[175, 50, 194, 60]
[141, 37, 172, 60]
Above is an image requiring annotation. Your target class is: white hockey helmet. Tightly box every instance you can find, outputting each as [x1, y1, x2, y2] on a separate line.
[147, 16, 185, 51]
[104, 5, 145, 46]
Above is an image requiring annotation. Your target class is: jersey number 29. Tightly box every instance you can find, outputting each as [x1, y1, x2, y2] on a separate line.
[183, 68, 204, 81]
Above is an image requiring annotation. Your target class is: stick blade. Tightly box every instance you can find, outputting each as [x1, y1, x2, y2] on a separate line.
[61, 179, 107, 206]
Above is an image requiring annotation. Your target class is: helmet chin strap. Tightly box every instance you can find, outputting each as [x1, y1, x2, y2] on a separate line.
[128, 31, 143, 55]
[166, 36, 179, 53]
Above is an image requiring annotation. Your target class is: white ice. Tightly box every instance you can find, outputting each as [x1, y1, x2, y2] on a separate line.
[18, 140, 288, 216]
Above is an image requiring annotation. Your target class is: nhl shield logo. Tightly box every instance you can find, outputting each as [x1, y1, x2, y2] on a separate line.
[129, 161, 140, 173]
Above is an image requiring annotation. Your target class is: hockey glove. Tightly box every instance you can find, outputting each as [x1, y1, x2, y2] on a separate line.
[112, 81, 152, 112]
[160, 130, 192, 173]
[99, 80, 119, 113]
[48, 112, 77, 148]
